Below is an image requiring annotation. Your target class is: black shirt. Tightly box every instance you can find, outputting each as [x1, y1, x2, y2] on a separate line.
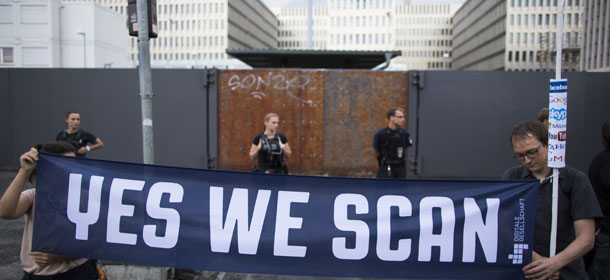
[372, 127, 412, 165]
[252, 133, 288, 171]
[502, 165, 602, 280]
[589, 149, 610, 229]
[56, 129, 97, 155]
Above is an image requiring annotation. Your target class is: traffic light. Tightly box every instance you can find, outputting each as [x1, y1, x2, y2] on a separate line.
[127, 0, 158, 38]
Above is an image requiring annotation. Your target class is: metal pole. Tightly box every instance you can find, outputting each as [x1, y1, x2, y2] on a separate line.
[307, 0, 313, 50]
[137, 0, 154, 164]
[77, 31, 86, 67]
[549, 0, 565, 259]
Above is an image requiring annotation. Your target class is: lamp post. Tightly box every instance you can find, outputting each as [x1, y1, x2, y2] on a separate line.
[76, 30, 86, 67]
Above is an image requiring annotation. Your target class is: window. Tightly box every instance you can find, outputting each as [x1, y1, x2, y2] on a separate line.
[0, 5, 12, 23]
[508, 51, 512, 62]
[21, 5, 47, 23]
[1, 47, 14, 63]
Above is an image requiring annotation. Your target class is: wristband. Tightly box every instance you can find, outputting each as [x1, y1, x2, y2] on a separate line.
[86, 145, 91, 152]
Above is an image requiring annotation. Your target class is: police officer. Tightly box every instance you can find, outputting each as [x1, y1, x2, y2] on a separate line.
[372, 108, 413, 178]
[56, 111, 103, 157]
[249, 113, 292, 174]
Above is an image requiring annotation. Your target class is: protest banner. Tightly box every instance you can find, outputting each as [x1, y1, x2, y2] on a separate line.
[33, 153, 538, 279]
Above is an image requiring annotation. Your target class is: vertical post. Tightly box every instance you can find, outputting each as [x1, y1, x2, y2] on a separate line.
[549, 0, 566, 258]
[77, 31, 86, 67]
[307, 0, 313, 50]
[137, 0, 154, 164]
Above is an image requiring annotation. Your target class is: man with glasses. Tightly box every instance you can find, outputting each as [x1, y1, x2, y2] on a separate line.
[502, 121, 601, 280]
[373, 108, 412, 178]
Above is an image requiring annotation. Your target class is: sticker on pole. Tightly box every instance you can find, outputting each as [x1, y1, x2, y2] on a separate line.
[548, 79, 567, 168]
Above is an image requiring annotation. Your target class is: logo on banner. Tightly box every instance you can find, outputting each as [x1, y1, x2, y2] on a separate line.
[549, 97, 567, 104]
[548, 132, 567, 142]
[548, 143, 566, 150]
[549, 108, 567, 121]
[549, 83, 567, 92]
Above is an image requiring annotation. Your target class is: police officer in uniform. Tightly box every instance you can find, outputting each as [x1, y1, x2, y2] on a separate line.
[249, 113, 292, 174]
[56, 111, 103, 157]
[373, 108, 413, 178]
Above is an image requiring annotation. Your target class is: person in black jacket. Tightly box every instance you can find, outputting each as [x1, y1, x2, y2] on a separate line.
[56, 111, 103, 157]
[587, 120, 610, 280]
[502, 121, 601, 280]
[372, 108, 412, 178]
[249, 113, 292, 174]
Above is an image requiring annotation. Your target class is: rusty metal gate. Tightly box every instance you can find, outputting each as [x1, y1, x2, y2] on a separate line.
[217, 69, 408, 177]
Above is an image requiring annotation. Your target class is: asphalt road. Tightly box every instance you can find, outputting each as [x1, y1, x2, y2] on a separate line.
[0, 170, 28, 279]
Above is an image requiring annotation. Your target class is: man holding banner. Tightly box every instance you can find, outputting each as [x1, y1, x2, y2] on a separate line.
[502, 121, 602, 279]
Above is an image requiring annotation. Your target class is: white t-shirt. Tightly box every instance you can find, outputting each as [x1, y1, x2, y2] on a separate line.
[21, 189, 88, 275]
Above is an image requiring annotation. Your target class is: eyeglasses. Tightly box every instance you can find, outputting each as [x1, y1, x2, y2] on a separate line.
[512, 144, 542, 161]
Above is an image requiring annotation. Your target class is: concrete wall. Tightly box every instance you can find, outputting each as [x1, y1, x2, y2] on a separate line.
[407, 70, 610, 178]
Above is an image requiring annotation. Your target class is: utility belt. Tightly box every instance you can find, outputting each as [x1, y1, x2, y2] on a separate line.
[381, 158, 405, 166]
[252, 164, 288, 174]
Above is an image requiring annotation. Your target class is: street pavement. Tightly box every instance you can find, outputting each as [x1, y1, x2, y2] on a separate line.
[0, 170, 28, 279]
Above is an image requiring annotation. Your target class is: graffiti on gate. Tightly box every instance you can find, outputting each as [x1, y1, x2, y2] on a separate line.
[227, 72, 314, 104]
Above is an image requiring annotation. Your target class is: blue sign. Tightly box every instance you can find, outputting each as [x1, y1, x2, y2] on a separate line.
[549, 108, 567, 121]
[549, 80, 567, 93]
[33, 153, 538, 279]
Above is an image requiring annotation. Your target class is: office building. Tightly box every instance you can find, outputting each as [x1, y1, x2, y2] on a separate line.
[453, 0, 583, 71]
[0, 0, 130, 68]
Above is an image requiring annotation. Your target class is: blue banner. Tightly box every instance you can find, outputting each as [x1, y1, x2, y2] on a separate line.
[33, 153, 538, 279]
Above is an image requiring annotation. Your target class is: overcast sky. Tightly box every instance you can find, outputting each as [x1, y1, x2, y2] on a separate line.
[261, 0, 466, 7]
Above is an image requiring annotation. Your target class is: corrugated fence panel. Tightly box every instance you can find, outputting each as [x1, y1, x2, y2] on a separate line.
[217, 69, 325, 174]
[217, 69, 408, 176]
[323, 71, 409, 176]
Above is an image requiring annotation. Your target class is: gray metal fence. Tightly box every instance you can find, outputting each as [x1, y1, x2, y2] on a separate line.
[407, 70, 610, 178]
[1, 68, 608, 179]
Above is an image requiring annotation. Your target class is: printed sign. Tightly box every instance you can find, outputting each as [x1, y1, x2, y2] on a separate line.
[548, 79, 567, 168]
[33, 154, 538, 279]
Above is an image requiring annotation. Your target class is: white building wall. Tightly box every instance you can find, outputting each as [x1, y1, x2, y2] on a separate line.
[0, 0, 130, 68]
[581, 0, 610, 71]
[274, 0, 459, 71]
[394, 4, 460, 70]
[98, 0, 274, 69]
[505, 0, 583, 71]
[0, 0, 60, 67]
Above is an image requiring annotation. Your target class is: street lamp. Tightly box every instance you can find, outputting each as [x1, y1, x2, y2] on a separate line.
[76, 30, 86, 67]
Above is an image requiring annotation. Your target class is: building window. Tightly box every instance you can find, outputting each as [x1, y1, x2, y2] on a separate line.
[508, 51, 512, 62]
[0, 5, 12, 23]
[21, 5, 47, 23]
[1, 47, 14, 63]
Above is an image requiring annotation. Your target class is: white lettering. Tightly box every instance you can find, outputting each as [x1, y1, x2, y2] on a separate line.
[377, 195, 412, 261]
[332, 194, 370, 260]
[143, 182, 183, 249]
[462, 198, 499, 263]
[67, 174, 103, 240]
[418, 197, 455, 262]
[209, 187, 270, 255]
[107, 178, 145, 245]
[274, 191, 309, 257]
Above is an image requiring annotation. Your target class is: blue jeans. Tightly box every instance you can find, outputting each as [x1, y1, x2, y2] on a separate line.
[588, 231, 610, 280]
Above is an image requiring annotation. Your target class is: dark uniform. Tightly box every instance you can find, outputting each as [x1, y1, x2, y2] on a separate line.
[252, 133, 288, 174]
[373, 127, 412, 178]
[56, 129, 97, 157]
